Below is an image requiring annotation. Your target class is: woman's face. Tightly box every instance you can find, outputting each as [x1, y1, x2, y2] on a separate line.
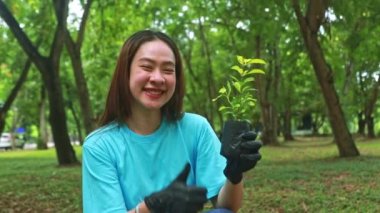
[129, 40, 176, 113]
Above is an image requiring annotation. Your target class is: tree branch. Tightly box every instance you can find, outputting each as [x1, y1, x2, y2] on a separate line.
[0, 1, 45, 69]
[77, 0, 92, 49]
[306, 0, 328, 33]
[1, 59, 31, 113]
[50, 0, 69, 65]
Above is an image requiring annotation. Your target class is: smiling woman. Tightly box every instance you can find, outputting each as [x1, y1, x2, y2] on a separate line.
[128, 40, 176, 118]
[81, 30, 262, 213]
[98, 30, 185, 126]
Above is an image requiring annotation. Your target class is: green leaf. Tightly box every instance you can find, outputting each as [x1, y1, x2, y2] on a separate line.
[231, 65, 244, 75]
[219, 87, 227, 94]
[219, 106, 230, 112]
[233, 103, 241, 108]
[237, 55, 245, 65]
[246, 97, 257, 102]
[243, 77, 255, 83]
[233, 82, 241, 93]
[230, 76, 239, 82]
[248, 69, 265, 74]
[247, 58, 266, 65]
[227, 81, 232, 93]
[241, 87, 251, 93]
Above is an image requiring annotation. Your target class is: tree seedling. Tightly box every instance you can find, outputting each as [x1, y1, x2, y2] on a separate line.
[213, 55, 266, 122]
[214, 55, 266, 159]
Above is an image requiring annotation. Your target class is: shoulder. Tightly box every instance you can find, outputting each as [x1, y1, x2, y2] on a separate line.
[180, 112, 209, 124]
[175, 113, 214, 134]
[83, 122, 122, 149]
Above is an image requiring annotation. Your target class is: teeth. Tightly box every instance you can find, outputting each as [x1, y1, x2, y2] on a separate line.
[146, 89, 162, 95]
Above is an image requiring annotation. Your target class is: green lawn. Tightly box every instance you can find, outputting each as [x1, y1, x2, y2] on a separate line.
[0, 147, 82, 213]
[242, 137, 380, 213]
[0, 137, 379, 213]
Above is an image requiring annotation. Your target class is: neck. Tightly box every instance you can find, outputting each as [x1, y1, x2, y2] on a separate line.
[126, 110, 162, 135]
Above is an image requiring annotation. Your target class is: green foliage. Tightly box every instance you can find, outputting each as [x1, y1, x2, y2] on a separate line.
[213, 55, 265, 121]
[2, 0, 380, 142]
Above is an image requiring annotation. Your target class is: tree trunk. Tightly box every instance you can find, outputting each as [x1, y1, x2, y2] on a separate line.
[292, 0, 359, 157]
[65, 35, 94, 135]
[43, 61, 78, 164]
[38, 86, 48, 150]
[364, 77, 379, 138]
[366, 115, 375, 138]
[181, 39, 209, 119]
[357, 112, 365, 135]
[272, 41, 281, 138]
[283, 108, 294, 141]
[198, 17, 220, 127]
[180, 33, 219, 125]
[0, 0, 79, 165]
[342, 56, 354, 95]
[67, 100, 83, 144]
[283, 70, 295, 141]
[65, 0, 94, 135]
[255, 35, 279, 145]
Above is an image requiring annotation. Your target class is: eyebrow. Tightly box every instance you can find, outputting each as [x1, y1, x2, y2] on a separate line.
[138, 58, 175, 66]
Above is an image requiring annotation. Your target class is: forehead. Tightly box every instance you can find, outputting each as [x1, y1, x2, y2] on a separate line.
[134, 40, 175, 63]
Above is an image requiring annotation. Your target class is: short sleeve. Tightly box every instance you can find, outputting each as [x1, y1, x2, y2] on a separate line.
[195, 119, 227, 199]
[82, 141, 126, 213]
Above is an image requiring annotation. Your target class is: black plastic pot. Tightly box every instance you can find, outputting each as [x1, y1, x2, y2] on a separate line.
[220, 120, 251, 159]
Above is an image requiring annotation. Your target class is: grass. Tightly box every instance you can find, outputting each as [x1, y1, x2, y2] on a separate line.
[0, 137, 379, 213]
[241, 137, 380, 213]
[0, 147, 82, 213]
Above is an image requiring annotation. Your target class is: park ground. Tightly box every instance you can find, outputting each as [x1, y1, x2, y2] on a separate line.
[0, 136, 379, 213]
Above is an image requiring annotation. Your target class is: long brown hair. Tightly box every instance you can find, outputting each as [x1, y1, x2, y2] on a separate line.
[98, 30, 185, 126]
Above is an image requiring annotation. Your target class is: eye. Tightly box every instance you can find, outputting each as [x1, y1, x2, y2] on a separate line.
[163, 67, 175, 74]
[140, 65, 153, 71]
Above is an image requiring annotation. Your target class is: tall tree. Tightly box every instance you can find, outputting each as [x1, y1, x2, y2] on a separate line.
[292, 0, 359, 157]
[65, 0, 94, 135]
[237, 0, 286, 145]
[38, 85, 49, 149]
[196, 15, 218, 126]
[331, 0, 380, 138]
[0, 0, 78, 165]
[255, 35, 279, 145]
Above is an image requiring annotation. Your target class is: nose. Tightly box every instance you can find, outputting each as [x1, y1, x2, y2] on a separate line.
[150, 70, 165, 84]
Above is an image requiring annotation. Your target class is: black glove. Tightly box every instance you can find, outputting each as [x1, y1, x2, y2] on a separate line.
[144, 163, 208, 213]
[221, 131, 262, 184]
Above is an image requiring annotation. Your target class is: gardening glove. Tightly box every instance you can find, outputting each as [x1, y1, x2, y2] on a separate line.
[144, 163, 208, 213]
[221, 131, 262, 184]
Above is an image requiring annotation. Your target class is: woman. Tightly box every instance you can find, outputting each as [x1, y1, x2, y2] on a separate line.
[82, 30, 262, 213]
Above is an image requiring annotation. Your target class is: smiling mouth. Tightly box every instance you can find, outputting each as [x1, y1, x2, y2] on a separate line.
[144, 88, 164, 98]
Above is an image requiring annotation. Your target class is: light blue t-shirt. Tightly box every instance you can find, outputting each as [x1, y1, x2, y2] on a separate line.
[82, 113, 227, 212]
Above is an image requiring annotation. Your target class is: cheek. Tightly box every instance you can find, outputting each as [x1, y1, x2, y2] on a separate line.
[167, 76, 176, 90]
[130, 73, 148, 87]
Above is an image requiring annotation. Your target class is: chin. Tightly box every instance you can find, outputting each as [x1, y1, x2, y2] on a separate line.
[143, 103, 164, 110]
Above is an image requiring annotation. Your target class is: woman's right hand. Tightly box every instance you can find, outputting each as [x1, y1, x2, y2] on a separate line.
[144, 163, 208, 213]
